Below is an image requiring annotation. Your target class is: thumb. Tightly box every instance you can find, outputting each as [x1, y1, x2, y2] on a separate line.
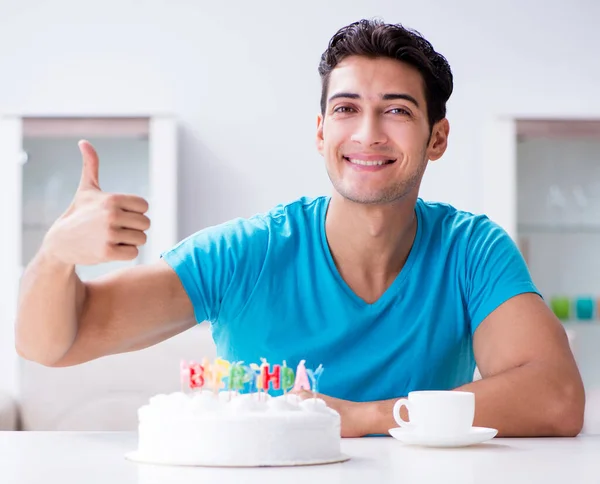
[77, 140, 101, 191]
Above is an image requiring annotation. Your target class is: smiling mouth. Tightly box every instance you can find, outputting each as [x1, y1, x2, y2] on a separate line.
[343, 156, 396, 166]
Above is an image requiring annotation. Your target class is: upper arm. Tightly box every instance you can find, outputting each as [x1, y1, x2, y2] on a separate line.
[463, 216, 580, 380]
[473, 292, 578, 379]
[52, 259, 195, 367]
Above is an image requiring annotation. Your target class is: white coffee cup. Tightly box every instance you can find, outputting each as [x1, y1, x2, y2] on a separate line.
[393, 390, 475, 437]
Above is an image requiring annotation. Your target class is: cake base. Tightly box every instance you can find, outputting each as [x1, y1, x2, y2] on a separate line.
[125, 450, 350, 468]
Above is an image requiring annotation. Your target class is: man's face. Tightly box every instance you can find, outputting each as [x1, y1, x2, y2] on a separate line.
[316, 55, 448, 205]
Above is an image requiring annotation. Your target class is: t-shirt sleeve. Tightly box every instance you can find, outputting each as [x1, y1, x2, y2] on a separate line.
[465, 216, 541, 335]
[160, 216, 269, 324]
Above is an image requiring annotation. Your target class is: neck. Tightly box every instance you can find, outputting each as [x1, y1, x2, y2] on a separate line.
[325, 192, 418, 302]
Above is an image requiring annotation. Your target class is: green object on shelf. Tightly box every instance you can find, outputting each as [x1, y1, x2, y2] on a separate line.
[550, 296, 571, 321]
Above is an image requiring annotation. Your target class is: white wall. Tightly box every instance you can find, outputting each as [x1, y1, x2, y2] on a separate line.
[1, 0, 598, 238]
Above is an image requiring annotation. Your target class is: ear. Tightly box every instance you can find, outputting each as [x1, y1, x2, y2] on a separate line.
[316, 114, 324, 156]
[426, 118, 450, 162]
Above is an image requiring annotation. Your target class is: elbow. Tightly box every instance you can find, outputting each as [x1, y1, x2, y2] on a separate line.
[552, 381, 586, 437]
[15, 343, 62, 368]
[14, 318, 80, 367]
[15, 335, 70, 368]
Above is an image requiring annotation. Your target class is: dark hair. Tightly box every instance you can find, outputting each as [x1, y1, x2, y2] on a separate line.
[318, 19, 453, 132]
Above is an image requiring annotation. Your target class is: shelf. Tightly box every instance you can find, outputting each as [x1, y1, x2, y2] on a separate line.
[561, 321, 600, 326]
[518, 223, 600, 234]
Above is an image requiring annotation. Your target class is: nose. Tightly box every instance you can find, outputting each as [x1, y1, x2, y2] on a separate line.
[350, 114, 388, 146]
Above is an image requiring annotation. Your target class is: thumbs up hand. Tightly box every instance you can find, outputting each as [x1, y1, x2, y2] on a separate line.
[42, 140, 151, 266]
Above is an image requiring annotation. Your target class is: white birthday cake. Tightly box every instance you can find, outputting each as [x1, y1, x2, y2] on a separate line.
[128, 359, 346, 467]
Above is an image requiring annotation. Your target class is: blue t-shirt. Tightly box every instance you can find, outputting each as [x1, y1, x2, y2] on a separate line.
[162, 196, 540, 402]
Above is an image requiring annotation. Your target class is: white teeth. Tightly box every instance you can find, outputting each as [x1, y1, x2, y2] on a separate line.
[347, 158, 390, 166]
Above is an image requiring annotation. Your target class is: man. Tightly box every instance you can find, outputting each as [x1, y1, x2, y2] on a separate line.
[15, 19, 585, 438]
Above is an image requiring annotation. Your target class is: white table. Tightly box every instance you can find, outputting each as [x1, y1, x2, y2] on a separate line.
[1, 431, 598, 484]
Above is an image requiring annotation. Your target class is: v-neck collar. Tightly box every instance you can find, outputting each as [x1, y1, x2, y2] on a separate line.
[318, 196, 423, 308]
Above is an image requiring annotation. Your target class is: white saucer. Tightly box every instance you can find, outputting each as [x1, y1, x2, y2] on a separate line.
[388, 426, 498, 448]
[126, 450, 350, 467]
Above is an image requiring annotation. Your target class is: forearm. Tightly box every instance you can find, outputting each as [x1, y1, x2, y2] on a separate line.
[455, 362, 584, 437]
[15, 246, 85, 366]
[362, 362, 585, 437]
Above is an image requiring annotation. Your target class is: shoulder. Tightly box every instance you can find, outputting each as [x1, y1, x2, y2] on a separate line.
[168, 195, 327, 253]
[262, 195, 328, 224]
[417, 198, 506, 246]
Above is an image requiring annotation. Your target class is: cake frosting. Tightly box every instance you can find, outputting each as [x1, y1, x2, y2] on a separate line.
[132, 390, 344, 467]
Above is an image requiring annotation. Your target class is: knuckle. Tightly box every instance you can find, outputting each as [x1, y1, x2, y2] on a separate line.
[104, 209, 119, 226]
[102, 193, 120, 209]
[105, 226, 118, 242]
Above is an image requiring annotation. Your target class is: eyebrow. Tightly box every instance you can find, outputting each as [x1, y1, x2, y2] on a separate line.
[328, 92, 420, 109]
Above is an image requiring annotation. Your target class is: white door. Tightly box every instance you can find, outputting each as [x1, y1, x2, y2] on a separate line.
[0, 117, 23, 398]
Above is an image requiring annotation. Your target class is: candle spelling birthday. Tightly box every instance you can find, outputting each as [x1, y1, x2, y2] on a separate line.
[180, 358, 324, 395]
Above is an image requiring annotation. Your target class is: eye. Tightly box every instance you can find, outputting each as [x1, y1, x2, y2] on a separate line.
[333, 106, 356, 114]
[388, 108, 412, 116]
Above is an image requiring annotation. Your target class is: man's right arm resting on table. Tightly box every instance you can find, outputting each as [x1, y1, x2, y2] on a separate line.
[14, 140, 195, 368]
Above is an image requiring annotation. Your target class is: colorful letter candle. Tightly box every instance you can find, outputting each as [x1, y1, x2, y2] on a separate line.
[243, 365, 257, 393]
[201, 357, 212, 386]
[293, 360, 311, 392]
[307, 364, 324, 394]
[241, 365, 255, 384]
[281, 362, 295, 393]
[190, 363, 205, 389]
[180, 360, 205, 390]
[249, 363, 262, 391]
[212, 358, 231, 390]
[228, 363, 246, 391]
[261, 364, 281, 390]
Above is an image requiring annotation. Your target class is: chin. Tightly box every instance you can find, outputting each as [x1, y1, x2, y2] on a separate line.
[333, 180, 416, 205]
[336, 189, 397, 205]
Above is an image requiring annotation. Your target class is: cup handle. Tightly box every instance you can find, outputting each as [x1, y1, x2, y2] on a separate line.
[393, 398, 412, 428]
